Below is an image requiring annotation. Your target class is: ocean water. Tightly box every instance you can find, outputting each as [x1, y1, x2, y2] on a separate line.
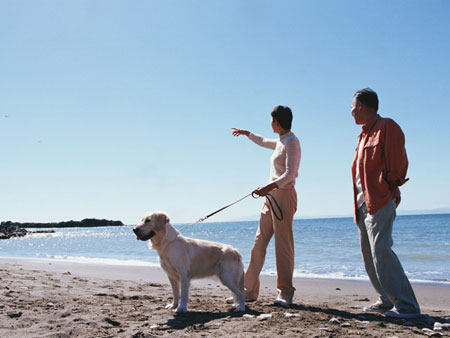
[1, 214, 449, 284]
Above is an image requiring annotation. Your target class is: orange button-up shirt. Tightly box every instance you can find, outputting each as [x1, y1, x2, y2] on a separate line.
[352, 114, 409, 221]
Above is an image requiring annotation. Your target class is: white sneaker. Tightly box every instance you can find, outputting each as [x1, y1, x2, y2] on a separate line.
[273, 298, 291, 307]
[363, 301, 393, 314]
[385, 309, 422, 319]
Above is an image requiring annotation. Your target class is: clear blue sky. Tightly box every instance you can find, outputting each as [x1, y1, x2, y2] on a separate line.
[1, 1, 449, 224]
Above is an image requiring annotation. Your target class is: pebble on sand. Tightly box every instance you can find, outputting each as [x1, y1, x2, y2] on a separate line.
[257, 314, 273, 321]
[423, 327, 443, 337]
[284, 312, 300, 318]
[104, 317, 121, 327]
[329, 317, 340, 324]
[7, 311, 22, 318]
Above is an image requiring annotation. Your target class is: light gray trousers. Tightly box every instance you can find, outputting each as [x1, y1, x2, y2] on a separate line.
[356, 199, 420, 313]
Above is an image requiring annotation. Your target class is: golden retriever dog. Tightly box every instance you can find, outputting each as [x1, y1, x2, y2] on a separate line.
[133, 211, 245, 313]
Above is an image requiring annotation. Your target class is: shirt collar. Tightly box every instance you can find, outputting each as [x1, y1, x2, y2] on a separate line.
[280, 131, 293, 140]
[362, 114, 380, 134]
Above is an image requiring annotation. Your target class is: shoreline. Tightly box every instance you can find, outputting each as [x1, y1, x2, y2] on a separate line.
[1, 256, 449, 287]
[1, 257, 449, 337]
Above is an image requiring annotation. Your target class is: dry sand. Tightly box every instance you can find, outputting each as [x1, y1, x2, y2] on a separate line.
[1, 257, 449, 337]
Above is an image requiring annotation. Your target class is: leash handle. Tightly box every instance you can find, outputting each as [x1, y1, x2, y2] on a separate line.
[252, 192, 283, 221]
[265, 193, 284, 221]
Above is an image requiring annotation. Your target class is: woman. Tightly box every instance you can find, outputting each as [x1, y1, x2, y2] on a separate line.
[232, 105, 301, 306]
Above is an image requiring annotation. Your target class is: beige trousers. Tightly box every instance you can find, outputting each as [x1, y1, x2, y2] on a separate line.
[244, 187, 297, 301]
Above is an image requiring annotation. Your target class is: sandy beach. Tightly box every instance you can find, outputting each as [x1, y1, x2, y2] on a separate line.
[1, 257, 449, 337]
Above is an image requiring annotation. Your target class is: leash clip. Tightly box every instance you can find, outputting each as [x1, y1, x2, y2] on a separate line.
[251, 192, 260, 199]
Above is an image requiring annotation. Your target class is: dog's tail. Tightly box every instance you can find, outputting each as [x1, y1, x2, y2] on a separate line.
[225, 245, 242, 262]
[232, 249, 243, 262]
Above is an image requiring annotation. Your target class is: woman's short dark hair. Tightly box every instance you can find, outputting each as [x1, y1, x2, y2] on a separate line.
[354, 88, 379, 112]
[271, 105, 293, 130]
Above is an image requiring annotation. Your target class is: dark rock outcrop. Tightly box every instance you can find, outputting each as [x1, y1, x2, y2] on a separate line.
[1, 218, 124, 229]
[0, 224, 28, 239]
[0, 218, 124, 239]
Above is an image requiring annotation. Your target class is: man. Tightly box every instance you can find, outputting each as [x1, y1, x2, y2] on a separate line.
[351, 88, 421, 319]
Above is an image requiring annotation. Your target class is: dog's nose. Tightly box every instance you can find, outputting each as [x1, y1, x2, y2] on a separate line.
[133, 228, 139, 235]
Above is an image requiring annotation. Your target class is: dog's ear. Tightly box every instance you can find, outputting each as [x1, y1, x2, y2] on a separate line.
[153, 212, 170, 230]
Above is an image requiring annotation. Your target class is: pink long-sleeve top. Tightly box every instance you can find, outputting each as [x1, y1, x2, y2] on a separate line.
[248, 131, 301, 189]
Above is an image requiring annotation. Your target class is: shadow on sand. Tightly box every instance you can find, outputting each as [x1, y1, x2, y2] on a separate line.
[165, 306, 264, 330]
[160, 302, 447, 332]
[286, 303, 446, 331]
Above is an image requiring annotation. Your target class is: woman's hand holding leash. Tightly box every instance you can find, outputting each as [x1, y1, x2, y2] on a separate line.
[253, 182, 278, 197]
[253, 183, 283, 221]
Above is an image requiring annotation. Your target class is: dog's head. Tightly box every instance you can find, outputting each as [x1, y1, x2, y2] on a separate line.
[133, 211, 170, 242]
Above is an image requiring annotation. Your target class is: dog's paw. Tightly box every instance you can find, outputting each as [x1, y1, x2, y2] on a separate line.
[175, 305, 187, 313]
[232, 305, 245, 313]
[165, 303, 177, 310]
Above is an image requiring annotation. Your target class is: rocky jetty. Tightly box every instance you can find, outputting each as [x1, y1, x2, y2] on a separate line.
[1, 218, 124, 229]
[0, 218, 124, 240]
[0, 224, 28, 240]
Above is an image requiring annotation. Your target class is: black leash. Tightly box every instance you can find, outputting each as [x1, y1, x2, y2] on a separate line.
[263, 193, 284, 221]
[178, 191, 283, 232]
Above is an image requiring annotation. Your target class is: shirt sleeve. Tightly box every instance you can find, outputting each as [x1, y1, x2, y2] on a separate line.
[384, 121, 409, 187]
[248, 132, 277, 150]
[273, 137, 301, 188]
